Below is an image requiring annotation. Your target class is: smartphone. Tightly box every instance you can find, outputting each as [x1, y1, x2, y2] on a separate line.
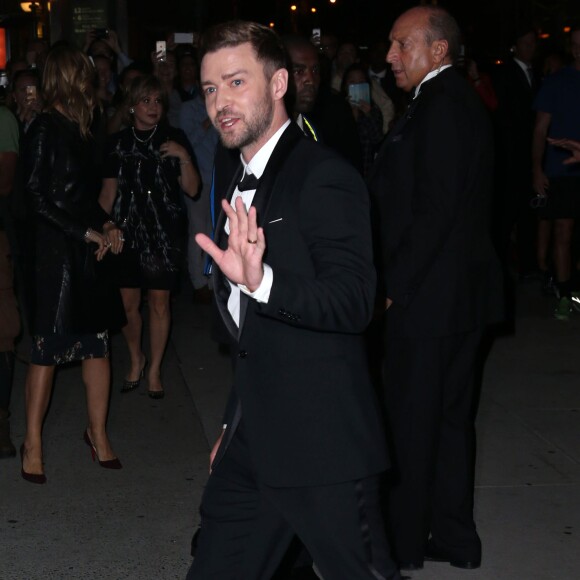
[348, 82, 370, 105]
[26, 85, 37, 101]
[156, 40, 167, 62]
[174, 32, 194, 44]
[311, 28, 321, 46]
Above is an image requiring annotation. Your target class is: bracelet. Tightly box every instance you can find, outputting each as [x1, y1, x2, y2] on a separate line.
[180, 159, 191, 166]
[84, 227, 93, 241]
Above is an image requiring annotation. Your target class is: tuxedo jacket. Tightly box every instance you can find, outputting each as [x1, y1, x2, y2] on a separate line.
[368, 67, 503, 339]
[211, 122, 387, 488]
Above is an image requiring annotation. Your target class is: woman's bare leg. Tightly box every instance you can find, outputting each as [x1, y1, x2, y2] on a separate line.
[83, 357, 117, 461]
[147, 289, 171, 393]
[22, 363, 55, 475]
[120, 287, 146, 380]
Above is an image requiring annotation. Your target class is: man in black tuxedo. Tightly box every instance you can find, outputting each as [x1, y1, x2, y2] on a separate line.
[186, 21, 400, 580]
[368, 6, 503, 572]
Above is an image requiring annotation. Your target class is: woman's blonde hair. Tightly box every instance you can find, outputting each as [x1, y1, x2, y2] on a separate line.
[42, 45, 96, 138]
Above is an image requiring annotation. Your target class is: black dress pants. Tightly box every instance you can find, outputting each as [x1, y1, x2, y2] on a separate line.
[384, 330, 483, 565]
[186, 421, 401, 580]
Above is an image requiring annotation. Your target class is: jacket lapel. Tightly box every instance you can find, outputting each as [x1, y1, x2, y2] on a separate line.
[237, 123, 305, 331]
[213, 164, 244, 339]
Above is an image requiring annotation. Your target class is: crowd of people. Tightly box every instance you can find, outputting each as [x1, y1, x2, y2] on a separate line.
[0, 4, 579, 579]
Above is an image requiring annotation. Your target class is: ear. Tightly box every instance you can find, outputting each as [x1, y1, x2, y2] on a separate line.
[271, 68, 288, 102]
[432, 39, 449, 64]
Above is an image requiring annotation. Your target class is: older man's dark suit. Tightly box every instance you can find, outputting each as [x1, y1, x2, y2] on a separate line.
[190, 123, 398, 579]
[368, 67, 503, 566]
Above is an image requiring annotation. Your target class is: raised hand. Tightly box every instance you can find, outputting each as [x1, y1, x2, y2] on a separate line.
[195, 197, 266, 291]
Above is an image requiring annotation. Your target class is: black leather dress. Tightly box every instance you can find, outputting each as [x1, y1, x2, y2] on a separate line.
[23, 110, 125, 364]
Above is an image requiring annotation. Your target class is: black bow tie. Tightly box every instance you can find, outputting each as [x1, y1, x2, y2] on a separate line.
[237, 172, 260, 192]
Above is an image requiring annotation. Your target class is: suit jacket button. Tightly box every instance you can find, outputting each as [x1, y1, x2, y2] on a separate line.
[238, 350, 247, 358]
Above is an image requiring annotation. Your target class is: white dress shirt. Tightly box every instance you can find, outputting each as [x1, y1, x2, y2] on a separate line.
[225, 119, 291, 327]
[414, 64, 453, 99]
[513, 57, 533, 86]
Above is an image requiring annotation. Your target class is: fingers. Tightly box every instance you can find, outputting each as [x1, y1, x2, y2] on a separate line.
[246, 207, 259, 245]
[106, 229, 125, 254]
[195, 233, 223, 263]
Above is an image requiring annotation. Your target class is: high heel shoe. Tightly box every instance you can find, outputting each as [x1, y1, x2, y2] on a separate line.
[121, 357, 147, 393]
[83, 430, 122, 469]
[20, 445, 47, 484]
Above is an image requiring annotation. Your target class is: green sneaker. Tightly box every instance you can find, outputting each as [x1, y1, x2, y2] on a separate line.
[554, 296, 573, 320]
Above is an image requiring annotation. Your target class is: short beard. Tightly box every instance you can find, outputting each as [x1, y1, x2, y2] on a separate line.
[217, 91, 274, 150]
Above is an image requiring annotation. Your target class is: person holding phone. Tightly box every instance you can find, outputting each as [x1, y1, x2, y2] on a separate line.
[341, 63, 383, 177]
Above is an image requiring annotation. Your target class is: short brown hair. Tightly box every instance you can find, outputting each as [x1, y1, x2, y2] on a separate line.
[125, 74, 168, 121]
[200, 20, 287, 81]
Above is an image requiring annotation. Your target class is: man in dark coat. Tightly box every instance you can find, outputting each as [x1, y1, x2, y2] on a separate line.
[492, 27, 540, 280]
[368, 6, 503, 572]
[187, 20, 400, 580]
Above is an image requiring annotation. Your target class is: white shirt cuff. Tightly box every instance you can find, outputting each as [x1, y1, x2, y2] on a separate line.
[238, 264, 273, 303]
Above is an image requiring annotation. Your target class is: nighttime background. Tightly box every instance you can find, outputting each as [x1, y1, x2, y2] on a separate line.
[124, 0, 580, 65]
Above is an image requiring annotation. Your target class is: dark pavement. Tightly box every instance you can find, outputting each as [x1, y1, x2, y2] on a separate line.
[1, 280, 579, 579]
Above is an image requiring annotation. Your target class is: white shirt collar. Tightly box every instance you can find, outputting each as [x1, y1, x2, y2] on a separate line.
[513, 57, 532, 85]
[413, 64, 452, 99]
[240, 119, 291, 180]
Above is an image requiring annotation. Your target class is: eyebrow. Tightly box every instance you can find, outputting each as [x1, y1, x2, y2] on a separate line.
[201, 68, 249, 86]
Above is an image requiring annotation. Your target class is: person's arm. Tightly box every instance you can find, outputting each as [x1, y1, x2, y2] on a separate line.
[196, 156, 376, 334]
[159, 140, 200, 197]
[532, 111, 551, 195]
[97, 177, 123, 255]
[98, 177, 118, 214]
[547, 138, 580, 165]
[25, 116, 110, 259]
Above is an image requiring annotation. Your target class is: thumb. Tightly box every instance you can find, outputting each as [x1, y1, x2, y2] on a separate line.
[195, 233, 222, 262]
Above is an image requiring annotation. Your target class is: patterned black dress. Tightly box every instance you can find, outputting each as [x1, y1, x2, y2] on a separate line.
[103, 123, 193, 290]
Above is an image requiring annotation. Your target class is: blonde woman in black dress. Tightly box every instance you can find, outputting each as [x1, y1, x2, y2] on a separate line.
[21, 46, 125, 484]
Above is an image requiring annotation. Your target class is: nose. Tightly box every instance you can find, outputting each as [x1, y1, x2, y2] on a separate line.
[386, 43, 397, 64]
[214, 89, 229, 113]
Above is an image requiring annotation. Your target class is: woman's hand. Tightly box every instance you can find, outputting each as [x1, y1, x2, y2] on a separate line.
[84, 228, 110, 261]
[161, 141, 200, 197]
[159, 140, 188, 162]
[103, 221, 125, 254]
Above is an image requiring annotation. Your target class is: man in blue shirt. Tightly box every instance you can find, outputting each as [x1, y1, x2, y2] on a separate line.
[532, 25, 580, 320]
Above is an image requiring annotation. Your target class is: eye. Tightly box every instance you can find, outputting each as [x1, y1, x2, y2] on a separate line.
[232, 79, 242, 87]
[142, 97, 150, 104]
[204, 86, 216, 96]
[155, 98, 162, 104]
